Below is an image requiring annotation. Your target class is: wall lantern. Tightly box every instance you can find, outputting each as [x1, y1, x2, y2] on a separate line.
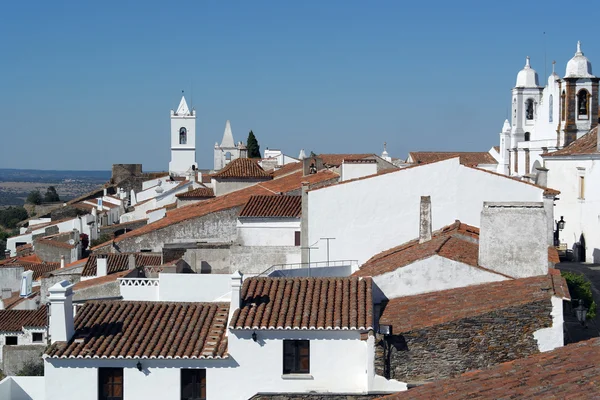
[251, 331, 258, 342]
[557, 216, 566, 231]
[378, 325, 392, 336]
[575, 299, 587, 327]
[136, 361, 143, 371]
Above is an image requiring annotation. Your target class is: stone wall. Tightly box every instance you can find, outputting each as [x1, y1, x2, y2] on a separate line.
[231, 245, 301, 274]
[2, 345, 45, 376]
[0, 266, 24, 293]
[99, 219, 147, 239]
[250, 395, 385, 400]
[375, 300, 553, 383]
[34, 241, 74, 264]
[50, 205, 89, 221]
[40, 273, 81, 305]
[73, 280, 120, 301]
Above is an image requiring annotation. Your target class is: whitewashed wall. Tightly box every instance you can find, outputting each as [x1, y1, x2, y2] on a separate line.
[340, 162, 377, 181]
[307, 158, 548, 265]
[237, 218, 300, 247]
[533, 296, 565, 352]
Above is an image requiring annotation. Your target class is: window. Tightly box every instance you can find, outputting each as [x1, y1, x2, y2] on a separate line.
[32, 332, 43, 343]
[561, 90, 566, 120]
[181, 369, 206, 400]
[225, 151, 232, 161]
[578, 90, 589, 117]
[294, 231, 301, 246]
[524, 132, 530, 142]
[525, 99, 534, 120]
[99, 368, 123, 400]
[549, 94, 553, 122]
[579, 176, 585, 200]
[283, 340, 309, 374]
[5, 336, 17, 345]
[179, 127, 187, 145]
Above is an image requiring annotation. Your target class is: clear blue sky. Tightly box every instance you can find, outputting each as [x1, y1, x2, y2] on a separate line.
[1, 0, 597, 171]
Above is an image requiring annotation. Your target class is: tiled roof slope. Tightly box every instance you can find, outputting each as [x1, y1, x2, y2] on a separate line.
[114, 169, 338, 243]
[319, 154, 373, 167]
[354, 221, 482, 278]
[0, 308, 47, 332]
[239, 195, 301, 218]
[176, 187, 215, 199]
[46, 301, 229, 359]
[377, 337, 600, 400]
[82, 254, 162, 277]
[380, 275, 565, 333]
[1, 260, 61, 280]
[409, 151, 497, 165]
[271, 162, 303, 178]
[545, 126, 598, 157]
[229, 277, 373, 330]
[212, 158, 272, 179]
[1, 287, 41, 310]
[73, 270, 132, 291]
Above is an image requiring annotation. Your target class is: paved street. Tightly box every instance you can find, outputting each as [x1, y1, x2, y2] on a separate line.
[556, 262, 600, 343]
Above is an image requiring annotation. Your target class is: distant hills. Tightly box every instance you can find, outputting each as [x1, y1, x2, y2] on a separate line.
[0, 168, 111, 183]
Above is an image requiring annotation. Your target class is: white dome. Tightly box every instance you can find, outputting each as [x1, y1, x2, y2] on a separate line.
[516, 57, 540, 88]
[565, 41, 594, 78]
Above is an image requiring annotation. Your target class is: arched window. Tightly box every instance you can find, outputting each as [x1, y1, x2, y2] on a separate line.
[525, 99, 534, 120]
[179, 127, 187, 145]
[549, 95, 553, 123]
[578, 89, 589, 116]
[561, 90, 566, 120]
[524, 132, 530, 142]
[225, 152, 232, 161]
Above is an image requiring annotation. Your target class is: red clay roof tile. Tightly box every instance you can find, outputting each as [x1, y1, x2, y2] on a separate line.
[82, 254, 162, 276]
[229, 276, 373, 330]
[45, 301, 229, 359]
[545, 126, 598, 157]
[239, 195, 301, 218]
[408, 151, 497, 165]
[213, 158, 272, 179]
[0, 308, 47, 331]
[176, 187, 215, 199]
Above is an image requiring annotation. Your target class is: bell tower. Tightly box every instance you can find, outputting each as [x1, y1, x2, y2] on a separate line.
[169, 94, 197, 176]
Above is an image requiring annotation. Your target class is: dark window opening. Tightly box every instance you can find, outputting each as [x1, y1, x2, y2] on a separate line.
[578, 90, 589, 116]
[283, 340, 310, 374]
[525, 99, 534, 120]
[98, 368, 123, 400]
[181, 369, 206, 400]
[32, 332, 43, 343]
[179, 127, 187, 145]
[561, 90, 566, 120]
[225, 152, 232, 161]
[140, 249, 152, 253]
[294, 231, 301, 246]
[524, 132, 530, 142]
[5, 336, 17, 345]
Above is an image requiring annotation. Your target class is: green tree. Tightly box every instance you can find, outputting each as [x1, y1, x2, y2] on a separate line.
[16, 359, 44, 376]
[309, 151, 317, 157]
[246, 130, 261, 158]
[44, 186, 60, 202]
[0, 207, 28, 229]
[26, 190, 42, 205]
[561, 270, 597, 319]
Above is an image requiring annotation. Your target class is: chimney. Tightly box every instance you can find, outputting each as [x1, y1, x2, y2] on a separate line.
[128, 254, 136, 270]
[419, 196, 432, 243]
[97, 255, 108, 277]
[535, 167, 548, 188]
[478, 202, 548, 278]
[48, 280, 75, 343]
[103, 188, 108, 196]
[20, 270, 33, 298]
[60, 255, 65, 269]
[4, 249, 10, 259]
[228, 271, 243, 325]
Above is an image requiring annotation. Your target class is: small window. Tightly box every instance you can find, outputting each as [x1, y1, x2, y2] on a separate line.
[99, 368, 123, 400]
[524, 132, 530, 142]
[32, 332, 43, 343]
[579, 176, 585, 199]
[561, 90, 566, 120]
[5, 336, 17, 345]
[525, 99, 534, 120]
[294, 231, 301, 246]
[140, 249, 152, 253]
[225, 152, 232, 161]
[181, 369, 206, 400]
[179, 127, 187, 145]
[578, 90, 589, 117]
[283, 340, 310, 375]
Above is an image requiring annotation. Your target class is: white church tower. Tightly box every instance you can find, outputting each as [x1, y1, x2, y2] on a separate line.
[169, 95, 197, 176]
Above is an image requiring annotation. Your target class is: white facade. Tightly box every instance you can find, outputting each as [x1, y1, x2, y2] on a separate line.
[340, 161, 378, 181]
[237, 218, 301, 247]
[497, 42, 599, 177]
[169, 96, 197, 176]
[0, 327, 46, 364]
[544, 153, 600, 262]
[306, 158, 552, 265]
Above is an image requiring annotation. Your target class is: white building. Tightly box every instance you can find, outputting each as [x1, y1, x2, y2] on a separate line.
[213, 120, 247, 171]
[496, 42, 599, 178]
[543, 126, 600, 262]
[169, 96, 197, 176]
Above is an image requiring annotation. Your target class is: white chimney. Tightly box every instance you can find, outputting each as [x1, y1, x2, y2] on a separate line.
[4, 249, 11, 259]
[60, 255, 65, 269]
[48, 280, 75, 343]
[20, 270, 33, 298]
[535, 166, 548, 188]
[419, 196, 432, 243]
[228, 271, 243, 326]
[128, 254, 136, 270]
[97, 255, 108, 277]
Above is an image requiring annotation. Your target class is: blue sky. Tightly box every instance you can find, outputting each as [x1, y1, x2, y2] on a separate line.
[1, 0, 597, 171]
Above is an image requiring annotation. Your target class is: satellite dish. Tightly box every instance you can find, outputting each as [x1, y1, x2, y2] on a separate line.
[68, 239, 75, 245]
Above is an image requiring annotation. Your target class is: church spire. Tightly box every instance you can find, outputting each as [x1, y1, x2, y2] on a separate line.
[221, 120, 235, 148]
[176, 95, 190, 116]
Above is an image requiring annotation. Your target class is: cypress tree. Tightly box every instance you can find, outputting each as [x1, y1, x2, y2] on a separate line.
[246, 130, 261, 158]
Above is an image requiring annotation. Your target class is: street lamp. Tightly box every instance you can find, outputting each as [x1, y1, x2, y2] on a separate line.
[557, 216, 566, 231]
[575, 299, 587, 327]
[554, 216, 566, 246]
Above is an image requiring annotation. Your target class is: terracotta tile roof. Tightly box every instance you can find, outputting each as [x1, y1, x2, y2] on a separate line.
[380, 275, 560, 333]
[318, 153, 374, 167]
[213, 158, 272, 179]
[46, 301, 229, 359]
[35, 238, 77, 250]
[0, 308, 47, 332]
[545, 126, 598, 157]
[73, 269, 132, 291]
[146, 202, 177, 214]
[114, 169, 339, 243]
[493, 145, 500, 152]
[1, 261, 61, 280]
[229, 276, 373, 330]
[354, 221, 483, 278]
[271, 162, 303, 178]
[82, 254, 162, 276]
[201, 174, 212, 183]
[72, 202, 97, 212]
[16, 243, 32, 251]
[1, 287, 41, 310]
[549, 268, 571, 300]
[0, 254, 43, 266]
[239, 195, 302, 218]
[408, 151, 497, 165]
[377, 337, 600, 400]
[176, 187, 215, 199]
